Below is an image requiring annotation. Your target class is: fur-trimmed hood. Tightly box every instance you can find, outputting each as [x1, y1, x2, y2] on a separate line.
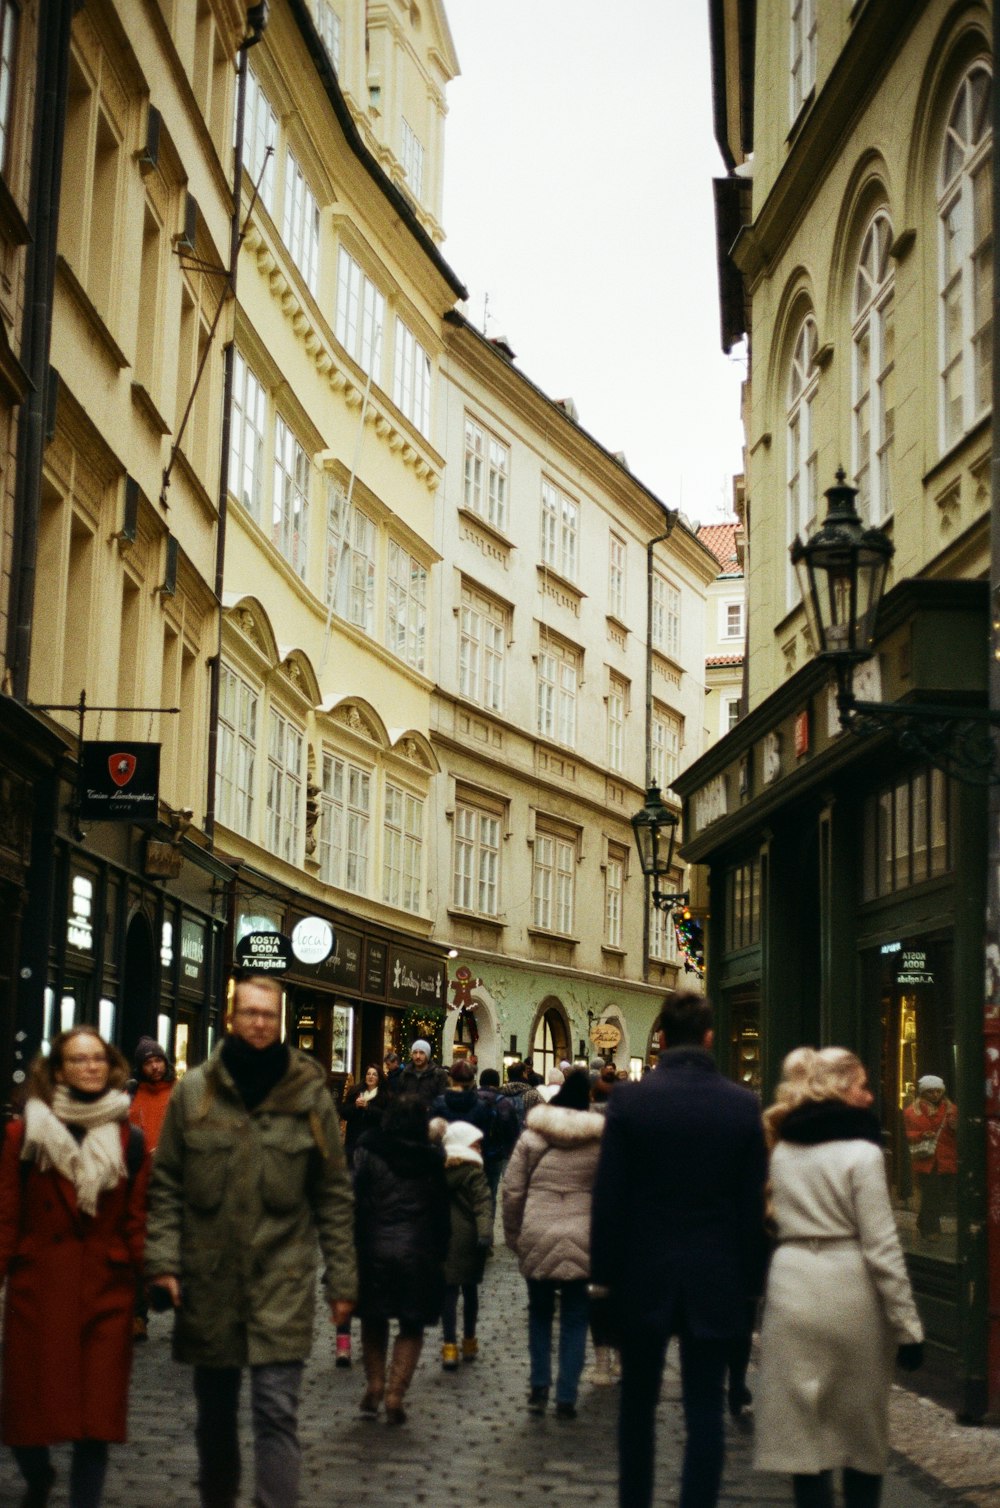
[524, 1102, 605, 1146]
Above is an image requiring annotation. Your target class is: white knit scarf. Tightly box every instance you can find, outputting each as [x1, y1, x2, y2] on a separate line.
[22, 1087, 132, 1215]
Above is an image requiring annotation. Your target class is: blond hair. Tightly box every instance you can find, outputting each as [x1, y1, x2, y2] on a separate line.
[763, 1046, 866, 1147]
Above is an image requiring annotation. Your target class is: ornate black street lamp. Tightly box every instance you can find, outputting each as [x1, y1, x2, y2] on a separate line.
[630, 785, 689, 913]
[791, 469, 1000, 784]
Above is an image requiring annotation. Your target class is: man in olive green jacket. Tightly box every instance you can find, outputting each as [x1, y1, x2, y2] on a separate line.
[147, 973, 356, 1508]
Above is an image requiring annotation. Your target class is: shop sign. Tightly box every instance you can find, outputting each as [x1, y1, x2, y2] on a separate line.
[79, 742, 160, 822]
[302, 926, 363, 990]
[793, 711, 810, 758]
[365, 940, 388, 997]
[291, 916, 335, 966]
[388, 947, 445, 1006]
[896, 950, 934, 986]
[590, 1022, 622, 1050]
[694, 773, 728, 830]
[762, 732, 782, 785]
[180, 917, 206, 987]
[67, 872, 94, 952]
[145, 839, 183, 878]
[235, 931, 292, 972]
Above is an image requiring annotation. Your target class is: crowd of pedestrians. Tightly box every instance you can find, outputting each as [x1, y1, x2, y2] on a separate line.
[0, 979, 925, 1508]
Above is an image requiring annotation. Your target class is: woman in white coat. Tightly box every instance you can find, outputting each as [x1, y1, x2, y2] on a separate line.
[755, 1047, 924, 1508]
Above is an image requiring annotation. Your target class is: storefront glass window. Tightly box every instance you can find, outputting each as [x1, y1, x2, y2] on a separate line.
[175, 1021, 190, 1077]
[157, 1013, 171, 1050]
[865, 934, 956, 1264]
[99, 998, 116, 1041]
[725, 858, 761, 953]
[331, 1002, 354, 1073]
[863, 766, 952, 900]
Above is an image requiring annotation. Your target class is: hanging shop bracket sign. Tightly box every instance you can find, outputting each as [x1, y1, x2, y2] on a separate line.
[29, 689, 179, 836]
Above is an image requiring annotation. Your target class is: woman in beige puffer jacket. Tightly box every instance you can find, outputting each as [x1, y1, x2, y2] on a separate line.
[502, 1071, 604, 1418]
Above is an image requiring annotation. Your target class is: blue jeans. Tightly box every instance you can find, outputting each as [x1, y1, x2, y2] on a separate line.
[193, 1361, 304, 1508]
[526, 1278, 589, 1405]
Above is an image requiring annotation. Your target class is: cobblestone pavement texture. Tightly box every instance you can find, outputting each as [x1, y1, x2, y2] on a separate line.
[1, 1234, 998, 1506]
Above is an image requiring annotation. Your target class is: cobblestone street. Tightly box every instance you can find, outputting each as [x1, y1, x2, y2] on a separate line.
[1, 1233, 996, 1507]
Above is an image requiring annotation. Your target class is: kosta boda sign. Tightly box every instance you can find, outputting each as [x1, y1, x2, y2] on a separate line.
[234, 931, 292, 973]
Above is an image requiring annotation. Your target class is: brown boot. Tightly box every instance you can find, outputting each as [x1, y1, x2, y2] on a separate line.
[360, 1321, 388, 1418]
[384, 1331, 423, 1424]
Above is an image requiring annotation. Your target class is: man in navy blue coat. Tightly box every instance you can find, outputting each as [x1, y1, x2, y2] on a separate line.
[590, 991, 768, 1508]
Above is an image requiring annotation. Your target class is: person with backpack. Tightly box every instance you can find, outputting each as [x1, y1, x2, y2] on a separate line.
[0, 1027, 150, 1508]
[127, 1037, 177, 1342]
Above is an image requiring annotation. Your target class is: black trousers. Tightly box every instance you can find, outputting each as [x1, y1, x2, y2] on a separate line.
[618, 1323, 729, 1508]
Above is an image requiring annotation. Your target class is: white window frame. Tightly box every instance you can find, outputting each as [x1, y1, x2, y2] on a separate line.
[325, 481, 375, 634]
[459, 585, 506, 713]
[243, 68, 277, 216]
[282, 149, 320, 294]
[537, 637, 578, 748]
[605, 849, 624, 949]
[230, 350, 268, 522]
[463, 415, 509, 533]
[386, 539, 427, 672]
[401, 117, 424, 200]
[272, 416, 309, 577]
[649, 892, 679, 963]
[540, 479, 578, 581]
[651, 573, 681, 660]
[938, 63, 992, 450]
[720, 598, 745, 642]
[789, 0, 816, 122]
[266, 707, 303, 864]
[335, 247, 385, 379]
[722, 694, 741, 737]
[607, 674, 627, 774]
[453, 800, 501, 917]
[383, 784, 423, 913]
[608, 532, 626, 620]
[393, 318, 431, 436]
[318, 751, 370, 894]
[317, 2, 341, 72]
[217, 663, 258, 838]
[852, 212, 895, 524]
[787, 314, 819, 605]
[532, 830, 576, 934]
[651, 707, 681, 793]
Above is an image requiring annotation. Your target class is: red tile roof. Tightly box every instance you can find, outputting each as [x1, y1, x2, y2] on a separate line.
[706, 654, 744, 668]
[698, 522, 741, 573]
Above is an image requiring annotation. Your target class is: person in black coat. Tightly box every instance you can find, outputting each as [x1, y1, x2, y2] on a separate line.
[353, 1097, 450, 1425]
[590, 991, 768, 1508]
[430, 1060, 491, 1133]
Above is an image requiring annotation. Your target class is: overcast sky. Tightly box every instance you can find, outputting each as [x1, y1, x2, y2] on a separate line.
[439, 0, 745, 525]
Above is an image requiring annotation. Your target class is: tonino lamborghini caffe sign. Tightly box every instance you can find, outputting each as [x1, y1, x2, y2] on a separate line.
[78, 742, 160, 821]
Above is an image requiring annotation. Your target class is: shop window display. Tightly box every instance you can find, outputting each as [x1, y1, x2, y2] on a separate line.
[866, 934, 956, 1262]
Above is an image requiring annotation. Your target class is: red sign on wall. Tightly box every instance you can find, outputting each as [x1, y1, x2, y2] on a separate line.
[793, 711, 810, 758]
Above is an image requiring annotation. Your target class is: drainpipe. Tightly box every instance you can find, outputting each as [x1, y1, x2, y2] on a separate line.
[5, 0, 74, 699]
[205, 4, 268, 847]
[643, 513, 678, 965]
[979, 0, 1000, 1419]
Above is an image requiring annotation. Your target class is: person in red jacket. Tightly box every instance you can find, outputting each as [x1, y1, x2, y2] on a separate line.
[0, 1027, 149, 1507]
[903, 1074, 958, 1240]
[127, 1037, 176, 1341]
[127, 1037, 176, 1153]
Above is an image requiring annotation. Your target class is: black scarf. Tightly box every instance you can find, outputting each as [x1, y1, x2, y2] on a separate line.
[779, 1098, 882, 1147]
[221, 1035, 290, 1112]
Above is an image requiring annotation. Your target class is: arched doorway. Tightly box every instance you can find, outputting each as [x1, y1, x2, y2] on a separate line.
[122, 910, 156, 1061]
[530, 999, 570, 1081]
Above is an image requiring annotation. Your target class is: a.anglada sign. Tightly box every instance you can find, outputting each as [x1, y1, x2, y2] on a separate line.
[79, 742, 160, 821]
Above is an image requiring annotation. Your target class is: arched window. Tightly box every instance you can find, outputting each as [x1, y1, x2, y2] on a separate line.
[852, 213, 895, 524]
[531, 1006, 569, 1082]
[938, 63, 992, 448]
[787, 314, 819, 602]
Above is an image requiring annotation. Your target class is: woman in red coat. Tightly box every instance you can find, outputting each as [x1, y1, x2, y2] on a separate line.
[0, 1028, 149, 1507]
